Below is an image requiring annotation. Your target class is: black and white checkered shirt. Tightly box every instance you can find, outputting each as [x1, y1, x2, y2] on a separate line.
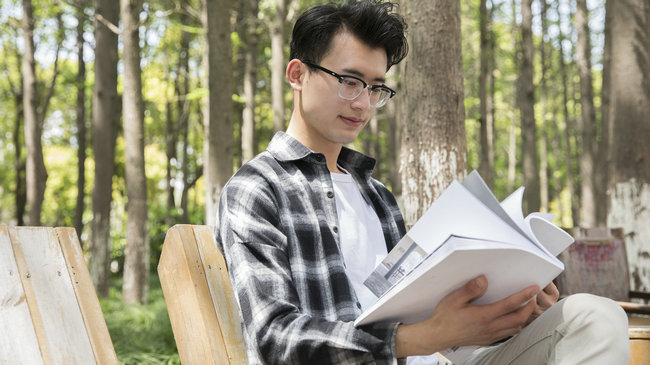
[215, 132, 407, 364]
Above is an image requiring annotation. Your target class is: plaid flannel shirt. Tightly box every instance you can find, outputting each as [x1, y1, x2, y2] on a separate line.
[215, 132, 407, 364]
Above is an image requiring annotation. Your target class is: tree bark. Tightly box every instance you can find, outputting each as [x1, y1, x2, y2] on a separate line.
[478, 0, 494, 188]
[241, 0, 259, 164]
[271, 0, 286, 132]
[22, 0, 47, 226]
[539, 0, 549, 212]
[518, 0, 539, 213]
[203, 0, 234, 226]
[75, 0, 87, 242]
[557, 0, 579, 226]
[576, 0, 597, 226]
[606, 0, 650, 293]
[400, 0, 467, 227]
[91, 0, 119, 297]
[121, 0, 149, 304]
[597, 0, 614, 226]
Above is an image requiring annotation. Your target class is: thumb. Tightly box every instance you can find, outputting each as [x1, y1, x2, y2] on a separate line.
[445, 275, 488, 306]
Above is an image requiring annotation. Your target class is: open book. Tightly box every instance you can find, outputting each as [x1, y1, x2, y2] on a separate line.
[353, 171, 574, 362]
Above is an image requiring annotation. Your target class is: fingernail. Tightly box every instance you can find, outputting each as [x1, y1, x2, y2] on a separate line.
[474, 277, 484, 289]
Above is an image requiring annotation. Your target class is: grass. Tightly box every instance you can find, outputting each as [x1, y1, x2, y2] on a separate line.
[100, 275, 180, 365]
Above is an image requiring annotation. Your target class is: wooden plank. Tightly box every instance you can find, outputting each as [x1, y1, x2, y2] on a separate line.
[8, 227, 54, 364]
[0, 226, 44, 365]
[55, 228, 118, 364]
[12, 227, 96, 364]
[193, 225, 248, 364]
[158, 224, 232, 364]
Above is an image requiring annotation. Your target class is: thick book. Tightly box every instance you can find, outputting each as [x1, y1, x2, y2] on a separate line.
[353, 171, 574, 362]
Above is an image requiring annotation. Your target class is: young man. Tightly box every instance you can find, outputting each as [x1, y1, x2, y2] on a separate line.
[215, 1, 630, 364]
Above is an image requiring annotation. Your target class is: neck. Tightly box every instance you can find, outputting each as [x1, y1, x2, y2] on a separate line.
[286, 119, 344, 174]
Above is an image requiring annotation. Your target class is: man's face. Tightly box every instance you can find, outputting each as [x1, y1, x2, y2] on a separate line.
[296, 31, 388, 151]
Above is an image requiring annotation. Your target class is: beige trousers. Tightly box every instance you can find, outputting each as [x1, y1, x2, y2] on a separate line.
[462, 293, 630, 365]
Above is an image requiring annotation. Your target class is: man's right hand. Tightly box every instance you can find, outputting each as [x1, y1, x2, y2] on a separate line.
[395, 275, 539, 358]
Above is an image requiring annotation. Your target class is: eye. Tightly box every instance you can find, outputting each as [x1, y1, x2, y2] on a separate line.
[341, 77, 362, 88]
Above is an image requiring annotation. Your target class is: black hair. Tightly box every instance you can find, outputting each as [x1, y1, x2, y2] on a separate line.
[289, 0, 408, 70]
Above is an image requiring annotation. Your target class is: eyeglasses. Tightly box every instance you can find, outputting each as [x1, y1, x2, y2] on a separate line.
[303, 61, 396, 108]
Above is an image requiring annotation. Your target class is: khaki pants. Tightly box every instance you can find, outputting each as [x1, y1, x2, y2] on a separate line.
[463, 293, 630, 365]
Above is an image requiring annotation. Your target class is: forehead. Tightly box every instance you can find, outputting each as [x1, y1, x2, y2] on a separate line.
[320, 31, 388, 80]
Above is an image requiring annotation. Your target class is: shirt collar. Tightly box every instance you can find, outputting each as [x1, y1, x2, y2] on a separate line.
[267, 132, 376, 176]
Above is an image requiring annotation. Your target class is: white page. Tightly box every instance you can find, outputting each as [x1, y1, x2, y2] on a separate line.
[527, 216, 574, 256]
[406, 181, 544, 256]
[461, 171, 530, 239]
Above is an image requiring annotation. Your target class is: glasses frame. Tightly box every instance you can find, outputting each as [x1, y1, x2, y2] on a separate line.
[302, 61, 396, 108]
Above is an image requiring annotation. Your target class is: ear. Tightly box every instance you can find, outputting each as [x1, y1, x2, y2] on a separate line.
[286, 59, 306, 91]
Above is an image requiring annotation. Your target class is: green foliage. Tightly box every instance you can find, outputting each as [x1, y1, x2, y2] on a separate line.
[101, 276, 179, 365]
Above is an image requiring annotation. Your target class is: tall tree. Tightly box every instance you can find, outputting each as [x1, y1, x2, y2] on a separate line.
[91, 0, 119, 297]
[518, 0, 539, 213]
[400, 0, 467, 227]
[203, 0, 234, 226]
[598, 0, 614, 226]
[478, 0, 494, 188]
[241, 0, 259, 164]
[22, 1, 63, 226]
[271, 0, 287, 132]
[75, 0, 88, 241]
[576, 0, 597, 226]
[557, 0, 579, 225]
[121, 0, 149, 304]
[538, 0, 549, 212]
[605, 0, 650, 293]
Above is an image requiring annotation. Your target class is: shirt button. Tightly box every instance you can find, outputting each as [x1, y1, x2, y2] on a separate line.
[333, 226, 339, 234]
[356, 302, 362, 309]
[327, 191, 334, 199]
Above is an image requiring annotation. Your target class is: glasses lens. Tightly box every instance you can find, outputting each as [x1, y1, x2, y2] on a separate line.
[371, 88, 391, 108]
[338, 77, 364, 100]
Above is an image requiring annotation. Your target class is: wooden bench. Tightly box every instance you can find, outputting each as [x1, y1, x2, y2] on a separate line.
[0, 226, 118, 364]
[158, 224, 248, 364]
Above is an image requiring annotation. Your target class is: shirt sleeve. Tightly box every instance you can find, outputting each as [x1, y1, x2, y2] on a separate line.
[215, 171, 402, 365]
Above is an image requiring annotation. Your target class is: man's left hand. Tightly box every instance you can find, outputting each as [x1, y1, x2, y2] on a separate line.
[525, 282, 560, 325]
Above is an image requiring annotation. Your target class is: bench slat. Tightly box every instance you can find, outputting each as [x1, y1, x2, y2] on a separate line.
[159, 224, 247, 365]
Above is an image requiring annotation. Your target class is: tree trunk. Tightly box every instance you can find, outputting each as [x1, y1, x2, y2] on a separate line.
[75, 0, 87, 242]
[606, 0, 650, 293]
[203, 0, 234, 226]
[597, 0, 614, 226]
[241, 0, 259, 164]
[91, 0, 119, 297]
[271, 0, 286, 132]
[557, 0, 579, 226]
[12, 74, 26, 226]
[519, 0, 539, 213]
[386, 69, 402, 197]
[400, 0, 467, 227]
[121, 0, 149, 304]
[539, 0, 549, 212]
[576, 0, 597, 227]
[22, 0, 47, 226]
[478, 0, 494, 188]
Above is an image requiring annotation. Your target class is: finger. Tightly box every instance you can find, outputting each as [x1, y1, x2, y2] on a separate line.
[443, 275, 488, 307]
[484, 285, 539, 318]
[543, 282, 560, 301]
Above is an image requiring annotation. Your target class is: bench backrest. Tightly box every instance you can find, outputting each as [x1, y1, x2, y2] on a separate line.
[158, 224, 248, 365]
[0, 226, 118, 364]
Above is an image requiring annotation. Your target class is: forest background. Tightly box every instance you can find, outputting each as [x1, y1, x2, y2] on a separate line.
[1, 0, 649, 363]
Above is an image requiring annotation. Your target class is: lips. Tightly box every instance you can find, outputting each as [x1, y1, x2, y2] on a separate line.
[340, 116, 364, 127]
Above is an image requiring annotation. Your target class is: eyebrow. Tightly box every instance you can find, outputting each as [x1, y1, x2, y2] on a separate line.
[341, 67, 386, 84]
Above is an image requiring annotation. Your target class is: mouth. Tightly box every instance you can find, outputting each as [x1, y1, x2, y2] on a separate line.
[340, 116, 365, 127]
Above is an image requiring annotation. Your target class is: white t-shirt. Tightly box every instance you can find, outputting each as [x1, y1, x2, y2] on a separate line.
[331, 171, 440, 365]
